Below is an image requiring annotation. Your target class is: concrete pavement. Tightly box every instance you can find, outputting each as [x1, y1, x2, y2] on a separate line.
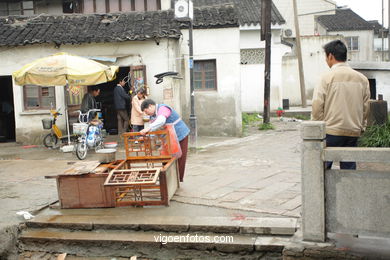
[0, 119, 302, 219]
[0, 118, 303, 258]
[175, 124, 301, 217]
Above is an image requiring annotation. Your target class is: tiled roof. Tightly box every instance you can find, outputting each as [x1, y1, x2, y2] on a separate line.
[317, 8, 373, 31]
[368, 20, 388, 35]
[191, 0, 285, 26]
[0, 5, 238, 47]
[191, 4, 238, 29]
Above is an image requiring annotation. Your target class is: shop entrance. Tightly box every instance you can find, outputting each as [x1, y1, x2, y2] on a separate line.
[96, 67, 131, 134]
[0, 76, 16, 142]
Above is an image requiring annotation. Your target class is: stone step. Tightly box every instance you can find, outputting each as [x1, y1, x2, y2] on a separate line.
[19, 252, 133, 260]
[19, 228, 290, 258]
[26, 215, 298, 235]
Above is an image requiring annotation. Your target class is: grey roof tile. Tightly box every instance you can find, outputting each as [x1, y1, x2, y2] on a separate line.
[0, 5, 238, 46]
[317, 8, 373, 31]
[368, 20, 388, 35]
[192, 0, 285, 26]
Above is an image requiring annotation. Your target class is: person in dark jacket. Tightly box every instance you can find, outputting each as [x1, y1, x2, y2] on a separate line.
[114, 79, 131, 135]
[80, 86, 100, 121]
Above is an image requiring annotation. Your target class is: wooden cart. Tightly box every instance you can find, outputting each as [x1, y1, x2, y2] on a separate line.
[48, 130, 180, 208]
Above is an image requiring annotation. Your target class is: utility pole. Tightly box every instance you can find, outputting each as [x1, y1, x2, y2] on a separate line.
[262, 0, 271, 123]
[174, 0, 196, 147]
[188, 18, 197, 149]
[388, 0, 390, 61]
[292, 0, 307, 108]
[382, 0, 385, 61]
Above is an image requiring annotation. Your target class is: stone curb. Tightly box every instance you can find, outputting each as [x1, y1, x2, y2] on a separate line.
[26, 215, 298, 235]
[20, 228, 291, 254]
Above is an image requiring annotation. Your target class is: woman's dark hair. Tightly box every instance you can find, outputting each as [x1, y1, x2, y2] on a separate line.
[141, 99, 156, 111]
[137, 87, 147, 95]
[323, 40, 347, 62]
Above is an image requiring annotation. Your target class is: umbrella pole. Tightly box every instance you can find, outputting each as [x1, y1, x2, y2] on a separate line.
[64, 84, 71, 145]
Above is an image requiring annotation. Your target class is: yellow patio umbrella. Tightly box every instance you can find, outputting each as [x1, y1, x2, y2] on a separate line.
[13, 52, 118, 86]
[13, 52, 119, 146]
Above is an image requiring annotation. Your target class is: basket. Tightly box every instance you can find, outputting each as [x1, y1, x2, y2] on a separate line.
[73, 123, 88, 135]
[42, 118, 53, 130]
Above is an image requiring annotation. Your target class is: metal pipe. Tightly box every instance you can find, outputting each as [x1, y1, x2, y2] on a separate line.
[188, 19, 197, 148]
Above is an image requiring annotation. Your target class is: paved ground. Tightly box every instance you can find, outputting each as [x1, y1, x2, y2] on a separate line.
[0, 118, 302, 229]
[175, 123, 302, 217]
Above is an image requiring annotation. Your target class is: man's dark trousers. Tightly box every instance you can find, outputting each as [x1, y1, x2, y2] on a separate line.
[325, 134, 358, 170]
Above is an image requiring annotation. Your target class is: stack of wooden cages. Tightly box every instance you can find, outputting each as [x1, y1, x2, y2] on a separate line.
[107, 130, 180, 207]
[50, 130, 180, 209]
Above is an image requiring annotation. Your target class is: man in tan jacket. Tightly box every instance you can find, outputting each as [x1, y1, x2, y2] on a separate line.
[312, 40, 370, 170]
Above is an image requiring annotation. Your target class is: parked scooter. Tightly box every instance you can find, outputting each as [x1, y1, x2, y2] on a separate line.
[42, 108, 77, 148]
[74, 109, 104, 160]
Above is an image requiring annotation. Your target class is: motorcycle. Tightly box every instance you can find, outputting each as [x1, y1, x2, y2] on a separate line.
[74, 109, 104, 160]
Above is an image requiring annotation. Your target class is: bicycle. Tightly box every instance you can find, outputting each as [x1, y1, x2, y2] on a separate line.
[42, 108, 77, 148]
[74, 109, 105, 160]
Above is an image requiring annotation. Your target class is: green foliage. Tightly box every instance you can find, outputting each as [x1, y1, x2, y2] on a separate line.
[358, 121, 390, 147]
[242, 113, 262, 125]
[258, 123, 275, 131]
[242, 113, 263, 136]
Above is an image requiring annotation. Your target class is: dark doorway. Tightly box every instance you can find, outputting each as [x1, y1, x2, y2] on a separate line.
[96, 67, 131, 134]
[0, 76, 16, 142]
[368, 79, 376, 100]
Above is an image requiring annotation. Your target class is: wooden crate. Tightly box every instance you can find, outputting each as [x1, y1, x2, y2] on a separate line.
[49, 130, 180, 209]
[107, 157, 179, 207]
[46, 161, 120, 209]
[56, 173, 114, 209]
[106, 130, 180, 206]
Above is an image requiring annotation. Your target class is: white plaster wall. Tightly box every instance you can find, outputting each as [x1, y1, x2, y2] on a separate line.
[35, 0, 63, 14]
[161, 0, 171, 10]
[0, 39, 177, 143]
[273, 0, 335, 37]
[240, 29, 291, 112]
[326, 30, 374, 62]
[352, 69, 390, 105]
[180, 27, 242, 136]
[282, 35, 340, 106]
[317, 23, 328, 36]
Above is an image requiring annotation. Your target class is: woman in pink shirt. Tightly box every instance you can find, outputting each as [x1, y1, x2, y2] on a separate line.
[140, 99, 190, 182]
[130, 88, 147, 132]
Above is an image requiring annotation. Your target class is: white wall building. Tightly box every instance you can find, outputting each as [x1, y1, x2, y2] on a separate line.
[281, 35, 341, 106]
[180, 26, 242, 136]
[273, 0, 336, 37]
[350, 62, 390, 102]
[240, 26, 290, 112]
[0, 4, 242, 143]
[316, 8, 375, 62]
[192, 0, 288, 113]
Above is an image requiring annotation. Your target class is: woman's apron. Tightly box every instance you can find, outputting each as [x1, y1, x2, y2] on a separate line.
[161, 117, 182, 158]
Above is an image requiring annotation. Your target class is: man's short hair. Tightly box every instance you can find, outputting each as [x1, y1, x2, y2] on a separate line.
[141, 99, 156, 111]
[323, 40, 347, 62]
[88, 85, 100, 93]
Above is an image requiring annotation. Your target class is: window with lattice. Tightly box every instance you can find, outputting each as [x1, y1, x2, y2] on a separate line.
[0, 1, 34, 16]
[24, 85, 56, 110]
[240, 48, 265, 65]
[130, 65, 148, 95]
[194, 60, 217, 90]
